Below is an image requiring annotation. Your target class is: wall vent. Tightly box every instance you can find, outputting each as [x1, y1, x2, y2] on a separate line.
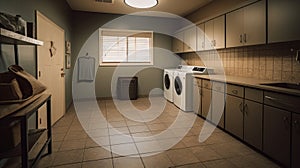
[95, 0, 113, 3]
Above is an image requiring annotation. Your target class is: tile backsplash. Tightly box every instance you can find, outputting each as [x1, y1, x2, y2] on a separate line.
[181, 41, 300, 83]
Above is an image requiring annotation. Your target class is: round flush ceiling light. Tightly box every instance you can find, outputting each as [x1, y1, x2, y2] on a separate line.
[124, 0, 158, 9]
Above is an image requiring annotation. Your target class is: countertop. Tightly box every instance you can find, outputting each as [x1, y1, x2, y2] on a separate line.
[193, 74, 300, 97]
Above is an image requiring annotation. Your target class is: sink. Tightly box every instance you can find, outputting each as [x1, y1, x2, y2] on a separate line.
[260, 82, 300, 90]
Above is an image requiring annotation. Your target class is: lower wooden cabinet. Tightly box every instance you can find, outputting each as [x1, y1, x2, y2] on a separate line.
[225, 95, 243, 139]
[202, 88, 212, 120]
[211, 90, 225, 128]
[292, 113, 300, 168]
[244, 100, 262, 150]
[263, 105, 291, 168]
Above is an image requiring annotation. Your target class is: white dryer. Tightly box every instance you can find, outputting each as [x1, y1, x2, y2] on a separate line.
[173, 70, 194, 111]
[173, 66, 212, 111]
[163, 69, 176, 102]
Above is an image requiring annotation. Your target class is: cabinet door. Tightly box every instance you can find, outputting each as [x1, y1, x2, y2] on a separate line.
[193, 84, 201, 115]
[225, 95, 243, 139]
[211, 91, 225, 128]
[183, 26, 197, 52]
[202, 88, 212, 120]
[292, 113, 300, 168]
[244, 100, 262, 150]
[172, 31, 184, 53]
[196, 23, 205, 51]
[263, 105, 291, 168]
[204, 19, 214, 50]
[213, 15, 225, 49]
[243, 0, 266, 46]
[226, 9, 244, 48]
[268, 0, 300, 43]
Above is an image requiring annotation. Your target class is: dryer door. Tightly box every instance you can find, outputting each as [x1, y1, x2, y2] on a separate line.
[174, 76, 182, 95]
[164, 73, 170, 90]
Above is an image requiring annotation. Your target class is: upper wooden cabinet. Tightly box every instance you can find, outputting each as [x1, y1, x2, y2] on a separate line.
[183, 26, 197, 52]
[226, 0, 266, 48]
[196, 23, 205, 51]
[204, 15, 225, 50]
[172, 31, 184, 53]
[268, 0, 300, 43]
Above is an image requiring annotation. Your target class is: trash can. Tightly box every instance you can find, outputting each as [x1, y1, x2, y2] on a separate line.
[117, 77, 138, 100]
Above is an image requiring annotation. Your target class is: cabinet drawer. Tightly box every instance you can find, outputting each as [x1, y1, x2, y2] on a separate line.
[264, 91, 300, 113]
[226, 84, 244, 98]
[202, 79, 212, 89]
[212, 81, 225, 92]
[245, 87, 263, 103]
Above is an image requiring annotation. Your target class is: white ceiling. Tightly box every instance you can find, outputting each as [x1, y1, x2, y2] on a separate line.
[66, 0, 213, 17]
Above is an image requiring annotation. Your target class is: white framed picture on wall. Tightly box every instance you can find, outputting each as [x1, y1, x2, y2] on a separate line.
[65, 41, 71, 54]
[66, 54, 71, 69]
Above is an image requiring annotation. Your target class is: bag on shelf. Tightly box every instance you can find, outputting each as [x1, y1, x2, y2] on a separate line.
[0, 12, 26, 35]
[0, 65, 47, 104]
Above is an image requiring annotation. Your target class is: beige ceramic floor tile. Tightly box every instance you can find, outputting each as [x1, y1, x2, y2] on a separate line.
[52, 149, 84, 166]
[83, 147, 112, 161]
[166, 148, 200, 166]
[111, 143, 139, 156]
[189, 146, 223, 162]
[51, 163, 82, 168]
[110, 134, 134, 145]
[142, 152, 174, 168]
[59, 139, 86, 151]
[113, 156, 144, 168]
[82, 159, 113, 168]
[203, 159, 238, 168]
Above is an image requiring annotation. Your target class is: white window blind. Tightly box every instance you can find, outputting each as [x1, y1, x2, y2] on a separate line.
[100, 29, 153, 66]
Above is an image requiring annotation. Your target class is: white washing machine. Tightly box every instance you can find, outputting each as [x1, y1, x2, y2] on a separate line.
[163, 68, 177, 102]
[173, 66, 212, 111]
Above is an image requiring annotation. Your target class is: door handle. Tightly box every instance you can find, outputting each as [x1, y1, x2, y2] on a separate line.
[61, 72, 65, 77]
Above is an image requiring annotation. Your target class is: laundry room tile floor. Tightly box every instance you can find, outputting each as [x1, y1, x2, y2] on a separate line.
[3, 97, 279, 168]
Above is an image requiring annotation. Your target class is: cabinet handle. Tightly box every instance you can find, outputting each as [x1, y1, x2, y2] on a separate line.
[240, 34, 243, 43]
[293, 120, 299, 127]
[232, 90, 238, 95]
[239, 102, 243, 112]
[283, 116, 289, 122]
[244, 103, 248, 115]
[214, 40, 216, 47]
[243, 33, 247, 43]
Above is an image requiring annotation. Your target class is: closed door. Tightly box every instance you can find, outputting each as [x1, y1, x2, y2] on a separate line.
[213, 16, 225, 49]
[225, 95, 243, 139]
[243, 0, 266, 46]
[244, 100, 263, 150]
[292, 113, 300, 168]
[263, 105, 290, 168]
[36, 11, 65, 127]
[196, 23, 205, 51]
[226, 8, 244, 48]
[201, 88, 212, 120]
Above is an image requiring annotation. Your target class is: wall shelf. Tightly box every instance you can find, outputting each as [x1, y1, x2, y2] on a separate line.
[0, 28, 43, 46]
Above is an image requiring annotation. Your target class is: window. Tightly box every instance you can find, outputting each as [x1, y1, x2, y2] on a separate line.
[99, 29, 153, 66]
